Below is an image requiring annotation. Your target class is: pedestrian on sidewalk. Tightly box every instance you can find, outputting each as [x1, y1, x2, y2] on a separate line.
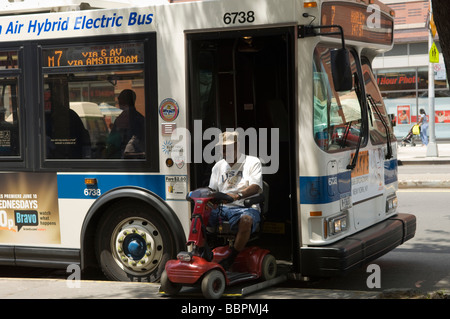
[418, 108, 429, 146]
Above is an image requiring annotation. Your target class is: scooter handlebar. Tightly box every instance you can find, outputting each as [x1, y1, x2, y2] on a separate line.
[186, 188, 234, 204]
[211, 192, 234, 204]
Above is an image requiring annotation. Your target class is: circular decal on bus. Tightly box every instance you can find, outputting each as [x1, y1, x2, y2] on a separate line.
[159, 98, 179, 122]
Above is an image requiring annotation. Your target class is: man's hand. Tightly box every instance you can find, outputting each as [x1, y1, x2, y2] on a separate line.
[227, 193, 241, 202]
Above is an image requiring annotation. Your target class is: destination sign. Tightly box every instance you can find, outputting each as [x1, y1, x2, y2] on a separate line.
[43, 42, 144, 67]
[321, 2, 394, 46]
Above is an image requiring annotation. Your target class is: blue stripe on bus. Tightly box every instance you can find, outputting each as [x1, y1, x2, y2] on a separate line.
[384, 159, 398, 185]
[57, 174, 166, 200]
[299, 171, 351, 205]
[57, 160, 397, 203]
[300, 159, 398, 205]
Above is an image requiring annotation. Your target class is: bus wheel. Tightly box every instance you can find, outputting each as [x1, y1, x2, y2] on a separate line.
[95, 200, 175, 282]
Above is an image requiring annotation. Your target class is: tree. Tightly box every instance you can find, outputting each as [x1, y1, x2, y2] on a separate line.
[431, 0, 450, 80]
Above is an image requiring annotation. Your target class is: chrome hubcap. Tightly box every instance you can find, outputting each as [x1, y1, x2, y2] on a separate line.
[112, 217, 164, 275]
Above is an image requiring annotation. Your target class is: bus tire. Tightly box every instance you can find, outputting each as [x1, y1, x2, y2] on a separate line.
[95, 199, 176, 282]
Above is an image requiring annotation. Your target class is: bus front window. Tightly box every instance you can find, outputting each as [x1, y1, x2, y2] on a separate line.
[313, 44, 364, 152]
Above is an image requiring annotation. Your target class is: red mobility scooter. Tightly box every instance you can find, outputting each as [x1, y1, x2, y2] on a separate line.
[160, 187, 277, 299]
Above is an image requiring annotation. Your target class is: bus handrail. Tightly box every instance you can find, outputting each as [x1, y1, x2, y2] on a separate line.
[298, 24, 346, 49]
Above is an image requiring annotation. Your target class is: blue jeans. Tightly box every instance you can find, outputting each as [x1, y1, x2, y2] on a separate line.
[208, 206, 261, 233]
[420, 124, 429, 145]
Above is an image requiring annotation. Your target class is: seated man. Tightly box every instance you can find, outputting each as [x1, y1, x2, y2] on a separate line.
[208, 131, 263, 269]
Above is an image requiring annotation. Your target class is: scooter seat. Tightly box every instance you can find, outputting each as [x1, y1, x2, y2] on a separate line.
[208, 182, 268, 239]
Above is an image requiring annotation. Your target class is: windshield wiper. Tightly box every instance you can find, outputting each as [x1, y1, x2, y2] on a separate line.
[341, 120, 352, 148]
[346, 124, 364, 169]
[367, 94, 393, 159]
[346, 72, 364, 170]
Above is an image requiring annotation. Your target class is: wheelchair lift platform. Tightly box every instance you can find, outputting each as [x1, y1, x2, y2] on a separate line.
[223, 274, 287, 297]
[159, 273, 287, 298]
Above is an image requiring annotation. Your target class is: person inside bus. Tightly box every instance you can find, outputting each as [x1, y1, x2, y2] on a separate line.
[105, 89, 145, 158]
[0, 107, 19, 156]
[207, 131, 263, 270]
[45, 106, 91, 159]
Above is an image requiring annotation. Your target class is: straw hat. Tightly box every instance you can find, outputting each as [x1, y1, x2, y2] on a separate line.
[215, 131, 239, 146]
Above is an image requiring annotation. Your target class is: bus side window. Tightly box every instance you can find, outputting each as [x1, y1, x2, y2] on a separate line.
[0, 81, 20, 157]
[362, 62, 393, 145]
[44, 73, 146, 160]
[41, 40, 149, 162]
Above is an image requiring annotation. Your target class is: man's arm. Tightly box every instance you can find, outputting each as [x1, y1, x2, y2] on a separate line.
[208, 163, 219, 191]
[227, 183, 261, 202]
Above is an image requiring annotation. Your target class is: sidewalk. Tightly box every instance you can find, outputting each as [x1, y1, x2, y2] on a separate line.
[397, 141, 450, 164]
[397, 141, 450, 188]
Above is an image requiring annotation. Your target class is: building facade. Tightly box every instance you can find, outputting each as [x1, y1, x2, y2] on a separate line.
[374, 0, 449, 140]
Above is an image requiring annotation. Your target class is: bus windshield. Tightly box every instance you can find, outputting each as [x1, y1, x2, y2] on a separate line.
[313, 44, 364, 152]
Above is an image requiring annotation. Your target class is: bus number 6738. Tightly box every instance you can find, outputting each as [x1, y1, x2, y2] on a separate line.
[223, 11, 255, 24]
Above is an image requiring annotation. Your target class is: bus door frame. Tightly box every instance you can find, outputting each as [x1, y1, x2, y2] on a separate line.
[185, 25, 300, 271]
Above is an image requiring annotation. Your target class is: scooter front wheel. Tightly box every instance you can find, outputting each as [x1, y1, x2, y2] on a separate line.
[201, 269, 225, 299]
[160, 270, 182, 296]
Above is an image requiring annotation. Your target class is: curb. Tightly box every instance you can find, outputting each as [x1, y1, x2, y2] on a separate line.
[398, 180, 450, 188]
[399, 160, 450, 165]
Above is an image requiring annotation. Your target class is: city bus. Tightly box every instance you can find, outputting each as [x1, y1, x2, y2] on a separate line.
[0, 0, 415, 284]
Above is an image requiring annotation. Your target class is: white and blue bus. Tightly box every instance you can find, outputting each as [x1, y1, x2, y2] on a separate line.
[0, 0, 415, 282]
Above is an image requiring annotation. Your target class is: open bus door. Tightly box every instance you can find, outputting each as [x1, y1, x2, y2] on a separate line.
[187, 26, 299, 272]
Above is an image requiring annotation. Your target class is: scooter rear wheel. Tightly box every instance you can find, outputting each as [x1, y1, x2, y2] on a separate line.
[261, 254, 277, 281]
[201, 269, 225, 299]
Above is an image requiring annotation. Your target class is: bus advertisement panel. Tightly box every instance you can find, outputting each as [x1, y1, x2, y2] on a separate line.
[0, 173, 60, 244]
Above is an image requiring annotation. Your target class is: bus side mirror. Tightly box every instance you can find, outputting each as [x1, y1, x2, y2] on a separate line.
[330, 48, 352, 92]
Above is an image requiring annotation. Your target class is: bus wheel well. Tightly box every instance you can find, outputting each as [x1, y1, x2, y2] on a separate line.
[80, 192, 185, 281]
[80, 198, 120, 276]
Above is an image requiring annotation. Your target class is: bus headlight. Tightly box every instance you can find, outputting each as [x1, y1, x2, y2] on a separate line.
[326, 212, 348, 237]
[386, 194, 398, 214]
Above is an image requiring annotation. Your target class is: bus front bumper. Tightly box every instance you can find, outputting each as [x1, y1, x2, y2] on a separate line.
[300, 213, 416, 277]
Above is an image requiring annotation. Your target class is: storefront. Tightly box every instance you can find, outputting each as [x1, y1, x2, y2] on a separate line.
[372, 1, 449, 141]
[375, 63, 450, 140]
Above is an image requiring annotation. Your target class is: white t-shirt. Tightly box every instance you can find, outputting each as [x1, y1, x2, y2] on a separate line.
[208, 154, 263, 208]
